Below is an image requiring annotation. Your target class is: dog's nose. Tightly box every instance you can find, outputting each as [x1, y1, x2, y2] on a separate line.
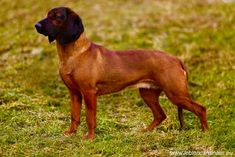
[35, 23, 42, 30]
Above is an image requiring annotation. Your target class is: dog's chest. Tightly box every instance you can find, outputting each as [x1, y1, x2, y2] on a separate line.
[59, 65, 79, 90]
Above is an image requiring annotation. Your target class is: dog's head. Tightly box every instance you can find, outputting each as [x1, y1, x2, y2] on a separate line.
[35, 7, 84, 45]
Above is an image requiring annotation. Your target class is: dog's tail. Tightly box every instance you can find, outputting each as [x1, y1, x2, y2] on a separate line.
[179, 60, 188, 81]
[178, 59, 188, 129]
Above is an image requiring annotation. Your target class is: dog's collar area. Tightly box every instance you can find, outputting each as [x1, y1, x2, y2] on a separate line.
[56, 32, 91, 64]
[74, 32, 91, 54]
[56, 32, 91, 55]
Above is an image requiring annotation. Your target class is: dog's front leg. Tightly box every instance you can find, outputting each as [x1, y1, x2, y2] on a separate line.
[64, 91, 82, 136]
[82, 90, 97, 140]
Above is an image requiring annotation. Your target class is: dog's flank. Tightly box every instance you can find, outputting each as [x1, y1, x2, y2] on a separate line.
[35, 7, 208, 140]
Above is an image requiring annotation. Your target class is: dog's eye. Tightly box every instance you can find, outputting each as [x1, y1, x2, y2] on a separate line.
[55, 14, 65, 20]
[48, 13, 56, 19]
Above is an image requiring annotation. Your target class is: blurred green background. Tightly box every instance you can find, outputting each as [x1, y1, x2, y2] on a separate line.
[0, 0, 234, 156]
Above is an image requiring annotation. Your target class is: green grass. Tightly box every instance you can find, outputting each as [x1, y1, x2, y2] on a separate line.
[0, 0, 235, 156]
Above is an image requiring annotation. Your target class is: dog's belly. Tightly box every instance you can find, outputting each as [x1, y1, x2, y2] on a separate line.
[96, 79, 159, 95]
[132, 81, 159, 89]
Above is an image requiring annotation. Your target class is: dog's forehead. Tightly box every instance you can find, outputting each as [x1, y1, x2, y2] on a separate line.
[48, 7, 67, 16]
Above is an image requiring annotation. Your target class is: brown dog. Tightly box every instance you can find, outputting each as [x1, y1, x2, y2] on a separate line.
[35, 7, 208, 140]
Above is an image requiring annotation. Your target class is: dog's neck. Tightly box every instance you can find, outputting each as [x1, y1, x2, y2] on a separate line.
[56, 32, 91, 64]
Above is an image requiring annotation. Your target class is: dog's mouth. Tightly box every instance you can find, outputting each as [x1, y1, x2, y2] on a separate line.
[36, 30, 48, 37]
[35, 23, 58, 43]
[35, 23, 46, 34]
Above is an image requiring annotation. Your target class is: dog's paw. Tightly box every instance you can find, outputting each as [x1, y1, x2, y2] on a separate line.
[141, 128, 150, 133]
[82, 133, 94, 140]
[63, 129, 76, 137]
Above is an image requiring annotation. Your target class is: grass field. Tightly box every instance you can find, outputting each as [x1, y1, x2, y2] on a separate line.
[0, 0, 235, 156]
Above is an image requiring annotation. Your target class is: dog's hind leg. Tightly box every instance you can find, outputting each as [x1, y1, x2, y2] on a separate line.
[139, 88, 166, 132]
[166, 92, 208, 131]
[178, 107, 184, 129]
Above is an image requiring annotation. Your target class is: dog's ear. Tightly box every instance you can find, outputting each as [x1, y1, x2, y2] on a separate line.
[57, 9, 84, 45]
